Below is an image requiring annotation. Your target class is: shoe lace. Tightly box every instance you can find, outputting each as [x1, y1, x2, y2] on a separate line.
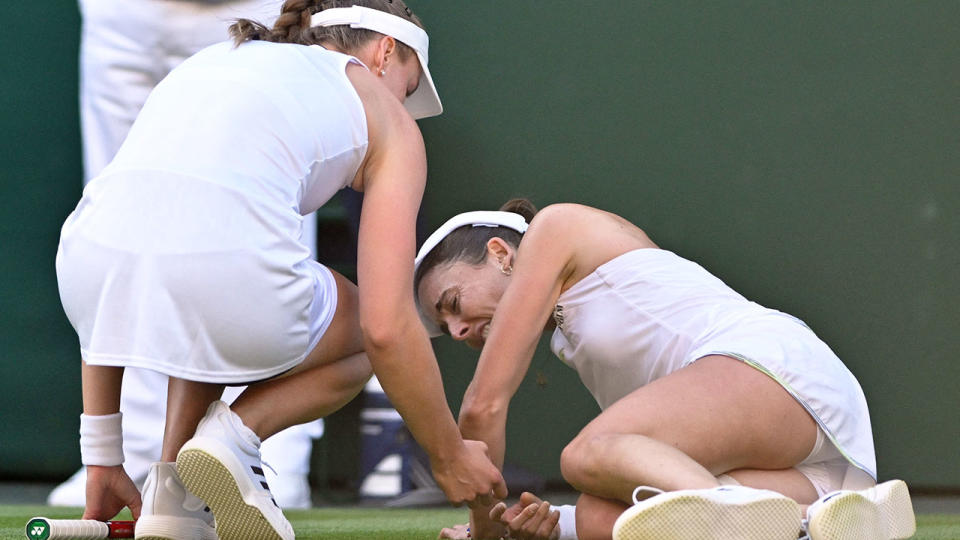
[631, 485, 665, 504]
[261, 459, 279, 477]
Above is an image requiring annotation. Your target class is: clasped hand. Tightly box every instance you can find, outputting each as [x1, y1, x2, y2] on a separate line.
[438, 492, 561, 540]
[432, 440, 508, 508]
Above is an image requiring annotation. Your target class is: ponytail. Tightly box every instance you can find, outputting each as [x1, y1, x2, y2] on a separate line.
[230, 0, 318, 47]
[230, 0, 424, 58]
[499, 198, 538, 223]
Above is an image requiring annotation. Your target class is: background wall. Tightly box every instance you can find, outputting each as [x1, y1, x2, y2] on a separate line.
[0, 2, 956, 491]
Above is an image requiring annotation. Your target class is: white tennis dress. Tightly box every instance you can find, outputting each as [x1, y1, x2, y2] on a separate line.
[549, 248, 877, 481]
[57, 41, 368, 383]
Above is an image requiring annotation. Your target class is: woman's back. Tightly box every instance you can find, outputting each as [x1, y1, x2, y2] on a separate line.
[104, 40, 369, 216]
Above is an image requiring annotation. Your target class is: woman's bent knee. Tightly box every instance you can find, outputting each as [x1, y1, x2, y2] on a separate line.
[561, 434, 609, 491]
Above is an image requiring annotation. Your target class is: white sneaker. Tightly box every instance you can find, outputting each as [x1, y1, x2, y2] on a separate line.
[176, 401, 294, 540]
[135, 462, 218, 540]
[805, 479, 916, 540]
[612, 485, 802, 540]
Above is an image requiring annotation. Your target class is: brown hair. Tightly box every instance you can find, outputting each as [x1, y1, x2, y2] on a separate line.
[414, 198, 539, 293]
[230, 0, 423, 62]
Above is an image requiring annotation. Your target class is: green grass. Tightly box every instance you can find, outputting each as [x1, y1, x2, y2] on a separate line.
[1, 505, 958, 539]
[1, 505, 468, 540]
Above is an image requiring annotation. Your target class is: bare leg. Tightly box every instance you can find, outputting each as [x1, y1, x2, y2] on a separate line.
[726, 467, 819, 505]
[564, 432, 721, 500]
[229, 270, 370, 441]
[575, 493, 627, 540]
[161, 379, 224, 462]
[560, 355, 818, 503]
[233, 351, 370, 439]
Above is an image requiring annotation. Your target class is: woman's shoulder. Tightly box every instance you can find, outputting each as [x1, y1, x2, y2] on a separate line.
[525, 203, 657, 279]
[529, 203, 631, 234]
[529, 203, 595, 226]
[522, 204, 615, 262]
[344, 63, 419, 140]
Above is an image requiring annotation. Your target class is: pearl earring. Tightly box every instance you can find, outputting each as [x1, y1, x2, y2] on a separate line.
[379, 69, 386, 76]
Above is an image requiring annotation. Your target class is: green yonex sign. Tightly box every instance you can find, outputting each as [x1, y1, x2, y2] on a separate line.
[25, 518, 50, 540]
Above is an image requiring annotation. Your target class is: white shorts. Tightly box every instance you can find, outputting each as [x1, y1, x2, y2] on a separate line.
[795, 426, 876, 497]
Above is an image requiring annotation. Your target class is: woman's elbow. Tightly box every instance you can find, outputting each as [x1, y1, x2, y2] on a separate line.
[360, 322, 401, 352]
[359, 308, 415, 352]
[458, 396, 506, 435]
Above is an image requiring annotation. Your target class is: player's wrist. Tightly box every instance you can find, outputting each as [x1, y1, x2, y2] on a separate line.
[79, 412, 124, 466]
[428, 436, 468, 467]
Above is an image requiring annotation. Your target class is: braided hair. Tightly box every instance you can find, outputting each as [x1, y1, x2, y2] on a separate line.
[230, 0, 423, 60]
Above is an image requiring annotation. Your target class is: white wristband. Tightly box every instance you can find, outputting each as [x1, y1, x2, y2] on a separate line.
[79, 413, 124, 466]
[552, 504, 578, 540]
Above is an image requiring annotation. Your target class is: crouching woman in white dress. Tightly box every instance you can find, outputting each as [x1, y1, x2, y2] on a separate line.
[416, 200, 915, 540]
[55, 2, 506, 539]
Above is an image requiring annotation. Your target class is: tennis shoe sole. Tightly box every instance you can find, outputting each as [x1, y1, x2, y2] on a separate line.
[806, 479, 916, 540]
[613, 486, 802, 540]
[178, 437, 293, 540]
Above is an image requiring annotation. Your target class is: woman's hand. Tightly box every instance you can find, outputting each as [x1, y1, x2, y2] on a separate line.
[437, 523, 471, 539]
[470, 508, 508, 540]
[438, 492, 561, 540]
[82, 465, 142, 521]
[431, 439, 508, 508]
[490, 492, 560, 540]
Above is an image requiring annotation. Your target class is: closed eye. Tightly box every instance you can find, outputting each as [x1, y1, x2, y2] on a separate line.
[434, 288, 460, 336]
[406, 79, 420, 98]
[436, 288, 461, 315]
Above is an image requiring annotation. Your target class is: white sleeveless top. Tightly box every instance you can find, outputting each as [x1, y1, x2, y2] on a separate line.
[550, 248, 876, 479]
[103, 40, 367, 218]
[57, 41, 368, 382]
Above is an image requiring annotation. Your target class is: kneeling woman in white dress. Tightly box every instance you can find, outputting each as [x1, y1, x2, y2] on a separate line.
[56, 2, 506, 539]
[417, 200, 913, 540]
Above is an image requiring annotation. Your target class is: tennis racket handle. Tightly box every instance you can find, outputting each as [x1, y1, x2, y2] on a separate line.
[25, 517, 135, 539]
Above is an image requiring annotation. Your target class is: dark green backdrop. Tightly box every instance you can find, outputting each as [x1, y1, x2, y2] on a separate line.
[1, 2, 956, 490]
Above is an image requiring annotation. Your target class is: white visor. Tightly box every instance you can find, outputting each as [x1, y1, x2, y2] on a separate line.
[311, 5, 442, 119]
[414, 211, 529, 337]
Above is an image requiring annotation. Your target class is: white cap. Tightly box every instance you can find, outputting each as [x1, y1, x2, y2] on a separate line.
[414, 211, 529, 337]
[311, 5, 442, 119]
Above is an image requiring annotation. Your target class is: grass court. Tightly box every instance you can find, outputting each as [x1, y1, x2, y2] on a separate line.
[2, 503, 960, 539]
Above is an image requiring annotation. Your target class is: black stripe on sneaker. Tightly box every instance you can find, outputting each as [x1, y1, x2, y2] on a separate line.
[261, 481, 270, 490]
[251, 465, 265, 477]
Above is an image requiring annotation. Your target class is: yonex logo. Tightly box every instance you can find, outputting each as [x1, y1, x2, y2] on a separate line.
[26, 518, 51, 540]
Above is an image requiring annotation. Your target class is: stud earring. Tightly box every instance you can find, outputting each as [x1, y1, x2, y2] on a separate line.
[379, 69, 386, 76]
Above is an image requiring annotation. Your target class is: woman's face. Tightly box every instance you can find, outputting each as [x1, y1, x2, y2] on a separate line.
[383, 51, 421, 105]
[355, 36, 422, 106]
[417, 257, 511, 350]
